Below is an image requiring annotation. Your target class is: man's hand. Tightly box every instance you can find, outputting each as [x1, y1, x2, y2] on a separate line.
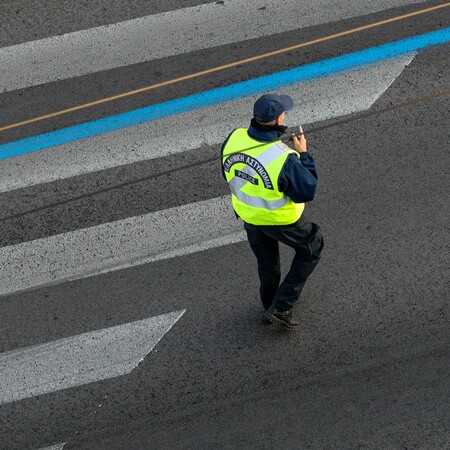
[291, 125, 307, 153]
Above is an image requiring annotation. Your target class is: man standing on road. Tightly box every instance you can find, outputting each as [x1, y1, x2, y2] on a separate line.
[221, 93, 323, 329]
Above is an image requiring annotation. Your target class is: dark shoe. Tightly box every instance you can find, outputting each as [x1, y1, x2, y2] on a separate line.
[266, 308, 299, 329]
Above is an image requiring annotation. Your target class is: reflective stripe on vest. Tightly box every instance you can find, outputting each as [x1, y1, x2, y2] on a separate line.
[228, 145, 290, 210]
[222, 128, 304, 225]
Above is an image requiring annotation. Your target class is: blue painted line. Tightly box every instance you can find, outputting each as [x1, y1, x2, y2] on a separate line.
[1, 27, 449, 160]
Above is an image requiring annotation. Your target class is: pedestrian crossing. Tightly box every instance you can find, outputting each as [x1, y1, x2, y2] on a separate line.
[0, 53, 417, 293]
[0, 1, 448, 449]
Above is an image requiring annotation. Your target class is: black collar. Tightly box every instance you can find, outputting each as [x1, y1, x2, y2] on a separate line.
[248, 118, 287, 142]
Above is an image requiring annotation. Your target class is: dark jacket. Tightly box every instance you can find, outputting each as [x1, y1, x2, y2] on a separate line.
[221, 119, 318, 203]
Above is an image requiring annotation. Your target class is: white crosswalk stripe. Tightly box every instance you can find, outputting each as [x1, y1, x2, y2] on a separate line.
[38, 444, 66, 450]
[0, 310, 185, 405]
[0, 0, 425, 93]
[0, 196, 240, 296]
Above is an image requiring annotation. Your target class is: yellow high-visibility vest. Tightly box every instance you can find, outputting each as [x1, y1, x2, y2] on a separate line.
[222, 128, 304, 225]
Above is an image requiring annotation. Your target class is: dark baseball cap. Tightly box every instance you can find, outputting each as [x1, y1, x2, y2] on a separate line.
[253, 94, 294, 123]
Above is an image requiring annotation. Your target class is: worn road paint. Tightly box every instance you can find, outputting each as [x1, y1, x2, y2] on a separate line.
[0, 310, 185, 405]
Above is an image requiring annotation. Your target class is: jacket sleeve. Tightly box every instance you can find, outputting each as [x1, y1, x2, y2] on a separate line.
[278, 152, 318, 203]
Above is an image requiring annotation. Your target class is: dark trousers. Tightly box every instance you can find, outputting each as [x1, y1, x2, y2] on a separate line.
[244, 215, 323, 312]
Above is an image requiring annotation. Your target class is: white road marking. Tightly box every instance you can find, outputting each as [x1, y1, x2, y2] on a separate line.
[75, 230, 248, 282]
[38, 444, 66, 450]
[0, 0, 425, 93]
[0, 196, 240, 296]
[0, 53, 415, 193]
[0, 310, 185, 405]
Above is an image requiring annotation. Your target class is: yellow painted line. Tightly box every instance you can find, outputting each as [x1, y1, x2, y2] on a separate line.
[1, 2, 449, 133]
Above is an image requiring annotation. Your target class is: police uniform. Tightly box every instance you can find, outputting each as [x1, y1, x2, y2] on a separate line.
[221, 94, 323, 327]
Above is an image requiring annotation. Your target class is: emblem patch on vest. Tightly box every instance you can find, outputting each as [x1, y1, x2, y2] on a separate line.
[223, 152, 273, 189]
[235, 169, 258, 185]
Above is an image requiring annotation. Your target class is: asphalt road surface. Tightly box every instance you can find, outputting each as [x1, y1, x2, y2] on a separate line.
[0, 1, 449, 449]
